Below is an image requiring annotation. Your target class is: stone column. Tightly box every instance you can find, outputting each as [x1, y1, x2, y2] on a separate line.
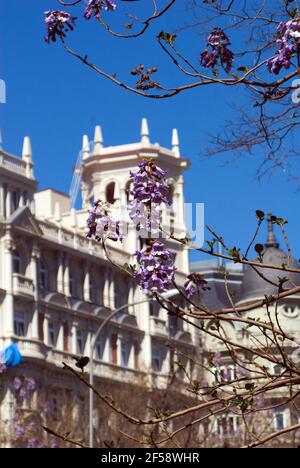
[5, 190, 12, 218]
[71, 321, 77, 355]
[56, 252, 64, 294]
[31, 245, 40, 340]
[0, 183, 5, 218]
[109, 273, 115, 309]
[83, 265, 90, 302]
[103, 268, 110, 308]
[3, 233, 15, 337]
[64, 256, 71, 297]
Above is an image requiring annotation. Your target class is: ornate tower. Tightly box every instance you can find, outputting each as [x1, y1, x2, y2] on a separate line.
[79, 119, 190, 274]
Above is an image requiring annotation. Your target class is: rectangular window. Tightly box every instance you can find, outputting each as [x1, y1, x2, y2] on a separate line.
[38, 313, 44, 342]
[121, 342, 129, 367]
[76, 330, 83, 354]
[63, 322, 69, 352]
[110, 334, 118, 365]
[14, 312, 25, 337]
[274, 410, 285, 430]
[48, 322, 56, 347]
[13, 252, 21, 274]
[69, 272, 75, 296]
[152, 349, 161, 373]
[134, 342, 139, 370]
[96, 337, 104, 360]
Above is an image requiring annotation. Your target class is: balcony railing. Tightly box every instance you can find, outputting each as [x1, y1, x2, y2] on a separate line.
[0, 150, 27, 176]
[13, 274, 34, 298]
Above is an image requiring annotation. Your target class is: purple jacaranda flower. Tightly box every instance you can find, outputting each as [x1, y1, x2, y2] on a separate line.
[42, 402, 51, 415]
[0, 361, 7, 374]
[128, 159, 170, 238]
[134, 241, 176, 293]
[26, 378, 36, 391]
[27, 437, 37, 448]
[15, 425, 25, 437]
[184, 273, 210, 298]
[200, 49, 218, 69]
[267, 17, 300, 74]
[28, 421, 38, 431]
[13, 377, 22, 390]
[200, 28, 234, 73]
[214, 351, 222, 367]
[44, 11, 77, 44]
[50, 438, 58, 449]
[237, 366, 251, 379]
[86, 200, 124, 242]
[128, 200, 161, 237]
[207, 28, 231, 47]
[84, 0, 116, 19]
[19, 387, 28, 399]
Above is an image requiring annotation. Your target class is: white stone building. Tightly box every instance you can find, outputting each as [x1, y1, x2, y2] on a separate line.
[0, 120, 198, 445]
[191, 220, 300, 444]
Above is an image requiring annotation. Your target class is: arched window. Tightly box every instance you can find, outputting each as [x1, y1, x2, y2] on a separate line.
[106, 182, 116, 204]
[13, 250, 21, 274]
[125, 180, 133, 203]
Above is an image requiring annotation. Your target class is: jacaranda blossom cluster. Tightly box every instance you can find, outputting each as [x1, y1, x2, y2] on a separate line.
[13, 376, 58, 448]
[0, 360, 6, 374]
[267, 18, 300, 74]
[44, 10, 77, 43]
[128, 159, 170, 236]
[45, 1, 116, 43]
[200, 28, 234, 73]
[84, 0, 116, 19]
[134, 241, 176, 293]
[87, 200, 124, 242]
[184, 273, 210, 298]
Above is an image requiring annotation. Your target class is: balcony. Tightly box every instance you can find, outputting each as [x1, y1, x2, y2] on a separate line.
[13, 274, 34, 299]
[150, 317, 167, 336]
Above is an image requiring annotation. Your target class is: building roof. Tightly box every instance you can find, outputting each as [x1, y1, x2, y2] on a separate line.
[237, 215, 300, 304]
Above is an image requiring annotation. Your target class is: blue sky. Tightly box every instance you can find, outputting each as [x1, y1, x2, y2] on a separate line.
[1, 1, 299, 262]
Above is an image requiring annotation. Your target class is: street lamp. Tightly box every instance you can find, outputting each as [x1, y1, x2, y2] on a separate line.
[88, 289, 178, 448]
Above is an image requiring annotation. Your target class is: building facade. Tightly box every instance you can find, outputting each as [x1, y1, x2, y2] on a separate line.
[191, 220, 300, 445]
[0, 120, 198, 446]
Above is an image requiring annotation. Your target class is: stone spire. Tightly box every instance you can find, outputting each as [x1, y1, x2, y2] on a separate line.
[82, 135, 90, 161]
[265, 213, 279, 249]
[22, 136, 32, 162]
[172, 128, 180, 158]
[22, 136, 34, 178]
[93, 125, 103, 154]
[141, 118, 150, 145]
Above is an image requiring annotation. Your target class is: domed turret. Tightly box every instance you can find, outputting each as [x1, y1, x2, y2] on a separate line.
[238, 214, 300, 304]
